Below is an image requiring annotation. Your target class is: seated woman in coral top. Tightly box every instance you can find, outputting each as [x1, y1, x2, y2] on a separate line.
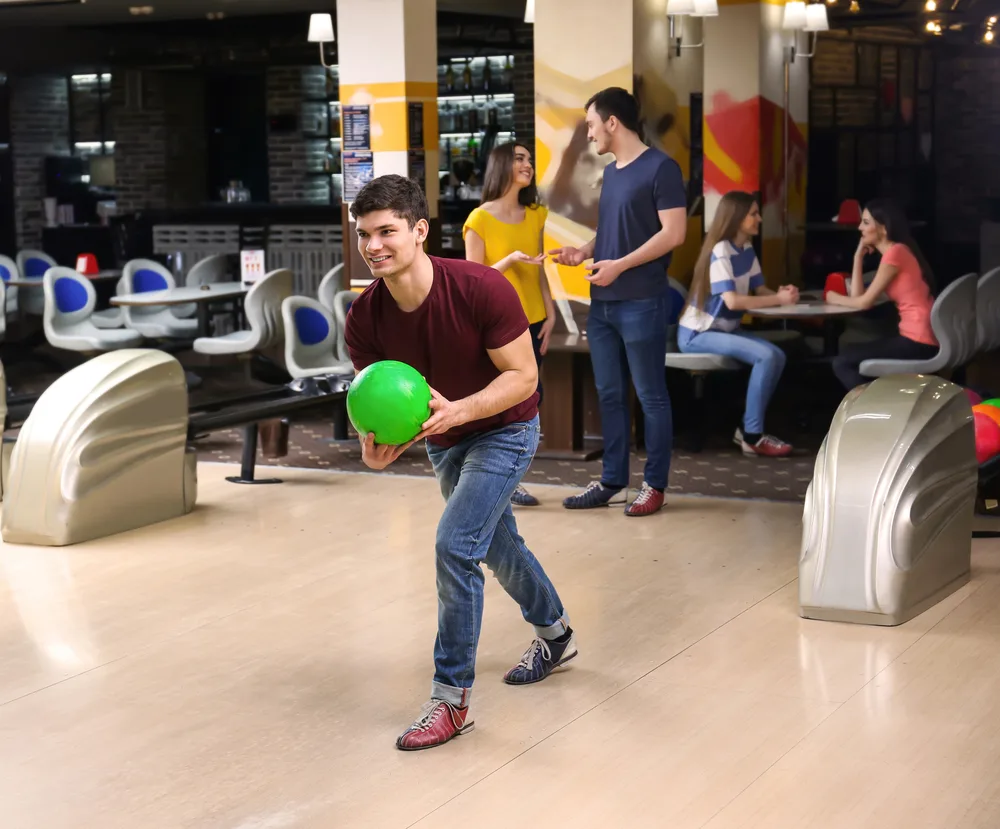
[827, 198, 938, 389]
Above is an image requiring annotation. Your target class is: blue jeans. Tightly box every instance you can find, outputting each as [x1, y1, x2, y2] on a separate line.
[587, 297, 673, 490]
[677, 326, 786, 434]
[425, 416, 569, 706]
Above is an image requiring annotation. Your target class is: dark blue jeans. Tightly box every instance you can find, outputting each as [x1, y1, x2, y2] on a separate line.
[425, 416, 569, 706]
[588, 296, 673, 490]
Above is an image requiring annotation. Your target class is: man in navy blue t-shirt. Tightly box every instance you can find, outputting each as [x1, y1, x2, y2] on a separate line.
[550, 87, 687, 517]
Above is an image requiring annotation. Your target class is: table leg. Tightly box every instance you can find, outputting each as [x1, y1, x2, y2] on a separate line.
[536, 351, 603, 461]
[225, 423, 283, 485]
[197, 303, 211, 339]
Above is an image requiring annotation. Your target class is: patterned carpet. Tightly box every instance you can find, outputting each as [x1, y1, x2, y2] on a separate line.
[195, 418, 818, 503]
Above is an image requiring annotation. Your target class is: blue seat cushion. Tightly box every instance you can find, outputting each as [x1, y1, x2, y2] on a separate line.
[294, 306, 330, 346]
[0, 264, 10, 282]
[54, 277, 89, 313]
[133, 268, 169, 293]
[24, 258, 49, 278]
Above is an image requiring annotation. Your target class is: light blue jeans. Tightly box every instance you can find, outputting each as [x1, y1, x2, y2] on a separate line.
[677, 326, 786, 435]
[425, 416, 569, 707]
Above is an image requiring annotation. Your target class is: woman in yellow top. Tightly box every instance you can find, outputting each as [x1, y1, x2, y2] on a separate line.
[464, 142, 556, 507]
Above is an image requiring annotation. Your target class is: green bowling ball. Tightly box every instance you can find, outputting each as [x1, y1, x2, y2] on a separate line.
[347, 360, 432, 445]
[982, 398, 1000, 411]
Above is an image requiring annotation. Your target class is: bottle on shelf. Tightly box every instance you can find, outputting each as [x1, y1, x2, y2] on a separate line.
[445, 63, 455, 93]
[483, 59, 492, 93]
[502, 55, 514, 91]
[462, 59, 472, 92]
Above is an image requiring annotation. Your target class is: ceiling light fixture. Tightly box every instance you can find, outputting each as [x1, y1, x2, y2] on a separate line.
[128, 5, 153, 14]
[524, 0, 534, 24]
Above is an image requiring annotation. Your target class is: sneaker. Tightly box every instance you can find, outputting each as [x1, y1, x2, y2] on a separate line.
[511, 484, 540, 507]
[503, 629, 578, 685]
[562, 481, 626, 510]
[625, 482, 665, 517]
[734, 428, 793, 458]
[395, 699, 474, 751]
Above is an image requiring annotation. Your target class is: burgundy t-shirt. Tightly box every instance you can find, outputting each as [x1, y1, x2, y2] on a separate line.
[344, 255, 539, 447]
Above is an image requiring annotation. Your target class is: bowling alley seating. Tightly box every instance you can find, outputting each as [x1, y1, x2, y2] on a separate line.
[43, 268, 144, 353]
[90, 276, 127, 330]
[193, 268, 293, 357]
[281, 295, 355, 379]
[317, 263, 345, 314]
[15, 249, 55, 316]
[1, 349, 197, 546]
[185, 253, 230, 288]
[173, 254, 231, 320]
[120, 259, 199, 339]
[662, 277, 740, 451]
[859, 271, 978, 380]
[800, 374, 976, 626]
[331, 290, 355, 363]
[976, 267, 1000, 353]
[0, 254, 20, 315]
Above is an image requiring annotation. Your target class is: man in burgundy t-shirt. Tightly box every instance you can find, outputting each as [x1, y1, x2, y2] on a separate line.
[344, 175, 575, 753]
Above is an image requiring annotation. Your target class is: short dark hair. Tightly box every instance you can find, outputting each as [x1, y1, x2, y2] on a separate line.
[349, 174, 429, 228]
[584, 87, 642, 135]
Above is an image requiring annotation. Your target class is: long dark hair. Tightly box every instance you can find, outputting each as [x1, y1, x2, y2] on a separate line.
[865, 198, 934, 292]
[686, 191, 757, 311]
[480, 142, 539, 208]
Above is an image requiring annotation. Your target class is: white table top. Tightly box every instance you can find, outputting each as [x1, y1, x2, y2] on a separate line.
[112, 281, 248, 307]
[748, 302, 860, 318]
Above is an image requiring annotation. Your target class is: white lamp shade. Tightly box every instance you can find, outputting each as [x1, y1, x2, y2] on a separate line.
[666, 0, 697, 14]
[524, 0, 534, 23]
[308, 13, 334, 43]
[804, 3, 830, 30]
[691, 0, 719, 15]
[782, 1, 807, 29]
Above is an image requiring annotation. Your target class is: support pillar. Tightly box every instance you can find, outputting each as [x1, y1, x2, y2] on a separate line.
[533, 0, 706, 325]
[703, 0, 809, 285]
[335, 0, 440, 287]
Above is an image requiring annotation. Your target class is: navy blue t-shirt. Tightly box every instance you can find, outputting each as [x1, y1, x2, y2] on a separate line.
[592, 147, 687, 301]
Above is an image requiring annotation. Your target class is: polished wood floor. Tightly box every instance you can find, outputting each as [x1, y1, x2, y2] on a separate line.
[1, 464, 998, 828]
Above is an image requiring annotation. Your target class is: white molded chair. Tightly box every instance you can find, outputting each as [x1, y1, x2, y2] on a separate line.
[331, 290, 355, 362]
[282, 296, 355, 379]
[173, 254, 230, 320]
[662, 278, 740, 451]
[194, 268, 293, 356]
[16, 249, 55, 316]
[186, 253, 230, 288]
[0, 254, 20, 315]
[43, 268, 143, 353]
[663, 278, 741, 373]
[976, 267, 1000, 353]
[121, 259, 198, 339]
[91, 276, 126, 330]
[317, 264, 345, 314]
[860, 272, 979, 378]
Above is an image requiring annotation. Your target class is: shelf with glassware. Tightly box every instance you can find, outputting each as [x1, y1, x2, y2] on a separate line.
[437, 55, 517, 207]
[302, 66, 343, 206]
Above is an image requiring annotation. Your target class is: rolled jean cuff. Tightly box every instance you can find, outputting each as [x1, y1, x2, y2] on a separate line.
[536, 613, 571, 641]
[431, 682, 471, 708]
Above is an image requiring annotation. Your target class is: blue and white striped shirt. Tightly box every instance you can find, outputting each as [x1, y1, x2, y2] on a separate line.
[678, 240, 764, 334]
